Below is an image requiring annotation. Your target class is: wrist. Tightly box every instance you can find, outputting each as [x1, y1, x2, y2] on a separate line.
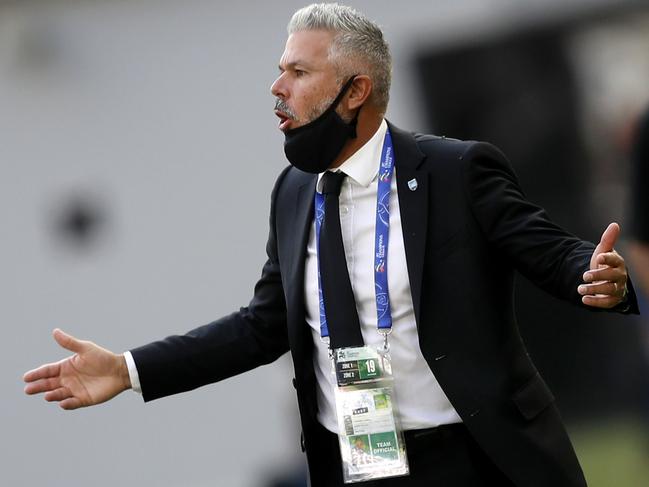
[117, 353, 132, 391]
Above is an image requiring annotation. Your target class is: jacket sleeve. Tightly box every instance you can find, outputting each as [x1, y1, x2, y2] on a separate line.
[130, 167, 292, 402]
[461, 141, 639, 314]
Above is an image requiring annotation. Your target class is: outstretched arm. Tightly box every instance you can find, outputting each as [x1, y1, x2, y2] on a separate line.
[462, 142, 638, 313]
[23, 328, 131, 410]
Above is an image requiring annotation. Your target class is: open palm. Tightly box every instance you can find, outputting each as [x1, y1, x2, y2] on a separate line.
[24, 329, 130, 410]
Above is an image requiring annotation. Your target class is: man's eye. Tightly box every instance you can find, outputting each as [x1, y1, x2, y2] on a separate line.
[295, 70, 306, 77]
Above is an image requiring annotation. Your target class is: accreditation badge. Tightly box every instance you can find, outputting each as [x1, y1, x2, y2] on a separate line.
[332, 346, 409, 483]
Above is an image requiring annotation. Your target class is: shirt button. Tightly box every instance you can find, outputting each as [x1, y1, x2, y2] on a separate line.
[341, 206, 349, 215]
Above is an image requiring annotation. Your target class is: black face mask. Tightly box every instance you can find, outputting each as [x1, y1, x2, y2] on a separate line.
[283, 76, 359, 174]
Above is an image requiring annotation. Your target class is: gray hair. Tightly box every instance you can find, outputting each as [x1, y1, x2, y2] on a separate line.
[287, 3, 392, 113]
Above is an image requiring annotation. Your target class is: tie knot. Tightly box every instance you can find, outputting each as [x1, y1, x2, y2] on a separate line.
[321, 171, 346, 196]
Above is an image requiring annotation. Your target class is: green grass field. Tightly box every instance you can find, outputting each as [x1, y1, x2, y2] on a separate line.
[569, 418, 649, 487]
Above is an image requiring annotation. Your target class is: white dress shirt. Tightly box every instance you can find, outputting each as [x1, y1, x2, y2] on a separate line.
[305, 119, 461, 433]
[126, 119, 461, 432]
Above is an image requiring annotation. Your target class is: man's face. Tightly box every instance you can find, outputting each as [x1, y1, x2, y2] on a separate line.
[271, 29, 341, 132]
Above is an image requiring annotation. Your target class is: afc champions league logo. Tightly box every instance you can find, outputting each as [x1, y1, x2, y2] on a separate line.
[375, 231, 389, 321]
[382, 146, 393, 169]
[378, 146, 393, 183]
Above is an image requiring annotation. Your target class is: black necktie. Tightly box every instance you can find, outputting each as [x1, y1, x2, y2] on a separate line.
[319, 171, 364, 349]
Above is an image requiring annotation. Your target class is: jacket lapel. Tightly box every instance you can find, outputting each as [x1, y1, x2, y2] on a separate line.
[286, 175, 317, 365]
[291, 178, 316, 296]
[388, 122, 428, 328]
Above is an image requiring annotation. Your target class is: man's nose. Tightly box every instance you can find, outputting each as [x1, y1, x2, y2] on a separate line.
[270, 74, 287, 99]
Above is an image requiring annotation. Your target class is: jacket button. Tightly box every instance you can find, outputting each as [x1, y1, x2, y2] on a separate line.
[292, 378, 297, 389]
[300, 431, 306, 452]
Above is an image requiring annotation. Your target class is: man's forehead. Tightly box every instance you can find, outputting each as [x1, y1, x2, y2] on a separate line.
[279, 29, 335, 67]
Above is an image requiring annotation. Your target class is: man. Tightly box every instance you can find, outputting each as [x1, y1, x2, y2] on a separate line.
[24, 4, 639, 486]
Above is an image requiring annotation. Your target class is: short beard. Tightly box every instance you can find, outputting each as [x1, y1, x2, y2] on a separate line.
[275, 80, 354, 126]
[306, 95, 354, 124]
[305, 97, 335, 123]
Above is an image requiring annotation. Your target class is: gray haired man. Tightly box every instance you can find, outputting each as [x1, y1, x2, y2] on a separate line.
[25, 4, 638, 486]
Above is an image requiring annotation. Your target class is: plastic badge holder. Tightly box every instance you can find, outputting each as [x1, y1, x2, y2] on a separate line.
[333, 346, 409, 483]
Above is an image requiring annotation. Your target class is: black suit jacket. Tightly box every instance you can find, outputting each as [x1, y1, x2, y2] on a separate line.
[131, 123, 639, 487]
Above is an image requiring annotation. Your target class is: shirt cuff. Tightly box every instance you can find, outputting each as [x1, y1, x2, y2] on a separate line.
[123, 351, 142, 394]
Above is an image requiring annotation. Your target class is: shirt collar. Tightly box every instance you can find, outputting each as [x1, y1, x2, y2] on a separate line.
[316, 119, 388, 192]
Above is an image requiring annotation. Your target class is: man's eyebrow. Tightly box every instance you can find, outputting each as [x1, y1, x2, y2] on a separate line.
[279, 60, 314, 71]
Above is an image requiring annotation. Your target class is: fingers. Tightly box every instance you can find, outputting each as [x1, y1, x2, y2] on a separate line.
[59, 397, 83, 410]
[579, 246, 627, 309]
[581, 294, 622, 309]
[25, 377, 85, 409]
[45, 390, 84, 410]
[24, 329, 85, 383]
[24, 376, 62, 395]
[592, 251, 624, 269]
[581, 248, 626, 284]
[578, 281, 623, 297]
[23, 361, 61, 383]
[44, 387, 72, 402]
[53, 328, 87, 354]
[583, 262, 625, 285]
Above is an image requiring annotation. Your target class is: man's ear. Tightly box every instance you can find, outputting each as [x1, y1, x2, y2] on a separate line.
[346, 75, 373, 110]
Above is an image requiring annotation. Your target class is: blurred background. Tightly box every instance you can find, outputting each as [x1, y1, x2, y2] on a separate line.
[2, 0, 648, 486]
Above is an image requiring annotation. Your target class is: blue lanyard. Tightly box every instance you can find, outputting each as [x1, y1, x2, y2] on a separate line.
[314, 128, 395, 341]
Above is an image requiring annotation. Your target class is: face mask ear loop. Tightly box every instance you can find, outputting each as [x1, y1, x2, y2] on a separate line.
[332, 75, 358, 107]
[334, 75, 360, 138]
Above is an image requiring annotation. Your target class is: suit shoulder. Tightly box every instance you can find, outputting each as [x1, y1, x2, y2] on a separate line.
[413, 132, 469, 151]
[413, 133, 504, 162]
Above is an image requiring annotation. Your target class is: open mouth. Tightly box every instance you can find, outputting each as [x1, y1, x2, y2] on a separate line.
[274, 110, 293, 131]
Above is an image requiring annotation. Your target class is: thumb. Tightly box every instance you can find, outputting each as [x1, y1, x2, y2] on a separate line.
[599, 222, 620, 252]
[53, 328, 87, 354]
[590, 222, 620, 269]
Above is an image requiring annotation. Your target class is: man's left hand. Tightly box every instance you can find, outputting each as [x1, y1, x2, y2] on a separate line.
[578, 222, 628, 309]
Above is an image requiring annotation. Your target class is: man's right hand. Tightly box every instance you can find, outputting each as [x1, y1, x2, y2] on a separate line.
[23, 329, 131, 410]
